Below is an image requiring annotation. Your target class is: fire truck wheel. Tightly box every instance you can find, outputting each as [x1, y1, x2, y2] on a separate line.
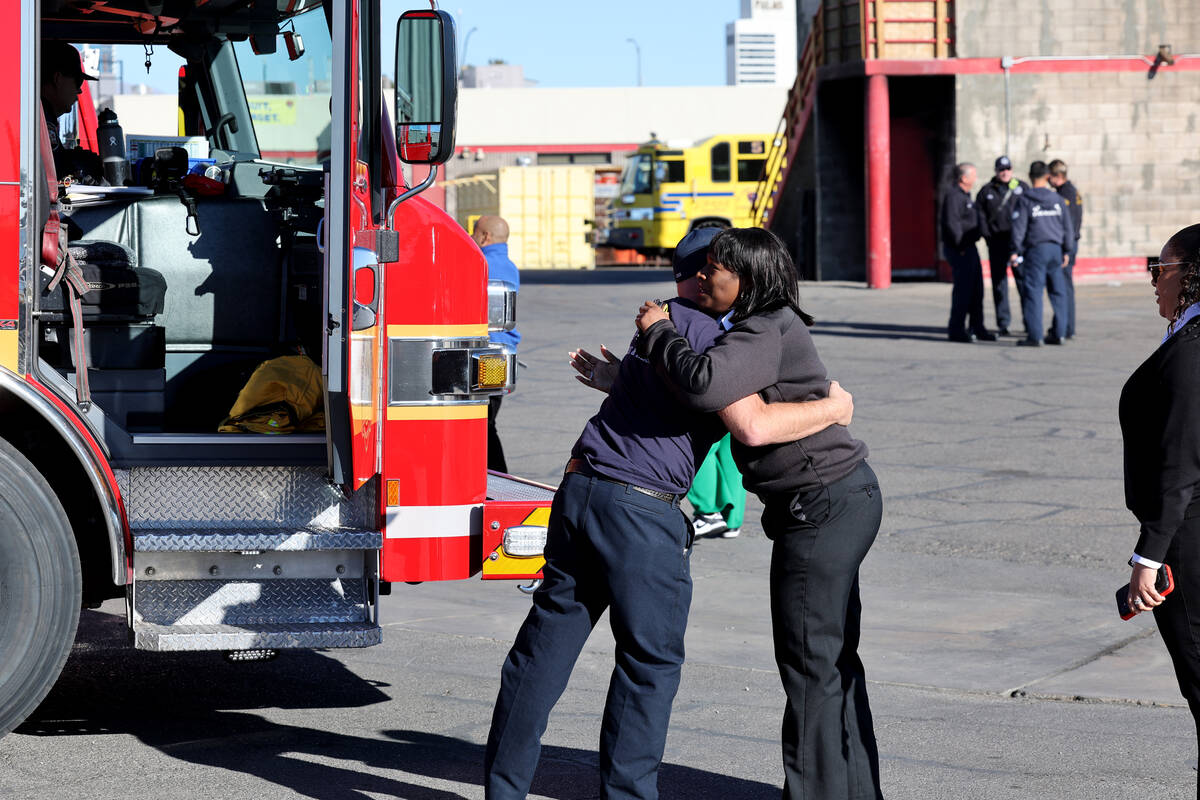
[0, 438, 81, 738]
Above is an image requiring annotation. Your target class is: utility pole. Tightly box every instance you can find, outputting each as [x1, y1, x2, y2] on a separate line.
[461, 26, 478, 73]
[626, 38, 641, 86]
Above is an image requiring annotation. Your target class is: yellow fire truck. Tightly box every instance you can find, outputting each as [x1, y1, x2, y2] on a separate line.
[606, 133, 773, 253]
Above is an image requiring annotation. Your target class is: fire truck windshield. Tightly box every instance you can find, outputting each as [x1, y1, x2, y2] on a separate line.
[231, 9, 332, 167]
[619, 153, 653, 196]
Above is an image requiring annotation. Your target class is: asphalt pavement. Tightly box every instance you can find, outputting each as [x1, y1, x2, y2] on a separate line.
[1, 271, 1195, 799]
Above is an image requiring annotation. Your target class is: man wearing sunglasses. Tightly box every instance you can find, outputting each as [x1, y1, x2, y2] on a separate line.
[1007, 161, 1076, 346]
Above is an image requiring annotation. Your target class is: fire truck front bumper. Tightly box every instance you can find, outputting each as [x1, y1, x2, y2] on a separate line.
[482, 472, 556, 580]
[605, 227, 644, 250]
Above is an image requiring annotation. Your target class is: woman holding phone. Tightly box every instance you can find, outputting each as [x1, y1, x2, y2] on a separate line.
[635, 227, 884, 800]
[1120, 223, 1200, 794]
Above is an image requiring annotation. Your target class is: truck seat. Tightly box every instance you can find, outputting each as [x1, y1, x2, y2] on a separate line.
[63, 195, 285, 429]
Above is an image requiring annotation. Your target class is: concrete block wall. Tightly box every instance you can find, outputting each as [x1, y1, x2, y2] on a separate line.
[955, 69, 1200, 259]
[955, 0, 1198, 58]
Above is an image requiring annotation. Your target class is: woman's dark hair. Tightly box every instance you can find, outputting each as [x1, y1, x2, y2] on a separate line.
[1165, 223, 1200, 334]
[709, 227, 814, 326]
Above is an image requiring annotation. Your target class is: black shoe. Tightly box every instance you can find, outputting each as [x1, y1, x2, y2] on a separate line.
[948, 332, 976, 343]
[1044, 335, 1064, 345]
[1016, 338, 1042, 347]
[974, 330, 998, 342]
[998, 327, 1011, 336]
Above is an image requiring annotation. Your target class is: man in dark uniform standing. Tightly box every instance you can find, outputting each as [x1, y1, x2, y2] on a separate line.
[976, 155, 1029, 336]
[940, 162, 996, 343]
[1008, 161, 1076, 347]
[1049, 159, 1082, 339]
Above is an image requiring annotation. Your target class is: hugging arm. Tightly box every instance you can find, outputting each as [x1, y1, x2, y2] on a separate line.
[637, 317, 784, 413]
[719, 381, 853, 447]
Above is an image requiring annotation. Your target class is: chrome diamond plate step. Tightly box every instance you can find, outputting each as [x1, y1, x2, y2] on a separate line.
[487, 473, 557, 503]
[132, 622, 381, 651]
[116, 466, 377, 530]
[131, 528, 382, 552]
[134, 578, 370, 626]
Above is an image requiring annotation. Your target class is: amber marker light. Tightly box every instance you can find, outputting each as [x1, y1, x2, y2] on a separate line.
[474, 354, 508, 390]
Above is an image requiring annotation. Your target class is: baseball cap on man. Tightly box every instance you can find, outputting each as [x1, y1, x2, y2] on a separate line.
[42, 42, 98, 83]
[672, 227, 721, 283]
[994, 155, 1013, 172]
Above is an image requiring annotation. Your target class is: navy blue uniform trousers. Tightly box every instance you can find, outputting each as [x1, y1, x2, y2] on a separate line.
[985, 234, 1020, 332]
[1020, 242, 1069, 343]
[764, 461, 884, 800]
[485, 471, 693, 800]
[1051, 251, 1076, 338]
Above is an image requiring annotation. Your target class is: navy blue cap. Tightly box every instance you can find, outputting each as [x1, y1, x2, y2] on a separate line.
[995, 155, 1012, 172]
[672, 227, 720, 283]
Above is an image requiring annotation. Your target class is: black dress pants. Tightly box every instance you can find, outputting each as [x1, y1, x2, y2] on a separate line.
[763, 461, 884, 800]
[945, 246, 987, 338]
[1153, 516, 1200, 799]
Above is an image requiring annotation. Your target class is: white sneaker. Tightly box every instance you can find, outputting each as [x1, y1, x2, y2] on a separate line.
[691, 512, 728, 537]
[720, 527, 741, 539]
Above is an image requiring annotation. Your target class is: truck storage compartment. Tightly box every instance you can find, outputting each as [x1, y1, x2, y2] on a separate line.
[45, 322, 165, 370]
[62, 368, 166, 432]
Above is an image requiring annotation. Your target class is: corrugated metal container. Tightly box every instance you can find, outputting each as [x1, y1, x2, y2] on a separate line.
[453, 165, 596, 269]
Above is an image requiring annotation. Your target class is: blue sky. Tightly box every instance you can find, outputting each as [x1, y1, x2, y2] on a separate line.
[439, 0, 741, 87]
[113, 1, 744, 94]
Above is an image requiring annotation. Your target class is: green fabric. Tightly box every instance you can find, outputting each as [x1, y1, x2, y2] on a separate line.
[686, 433, 746, 528]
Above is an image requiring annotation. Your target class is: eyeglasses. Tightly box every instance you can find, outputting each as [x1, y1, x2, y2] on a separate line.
[1151, 260, 1190, 282]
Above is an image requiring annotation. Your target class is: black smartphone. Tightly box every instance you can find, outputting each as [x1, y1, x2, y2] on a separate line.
[1116, 564, 1175, 620]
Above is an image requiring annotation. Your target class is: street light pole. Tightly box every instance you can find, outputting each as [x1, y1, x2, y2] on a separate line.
[626, 38, 641, 86]
[461, 26, 478, 73]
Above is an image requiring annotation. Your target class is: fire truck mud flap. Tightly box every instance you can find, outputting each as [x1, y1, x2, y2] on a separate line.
[482, 472, 556, 581]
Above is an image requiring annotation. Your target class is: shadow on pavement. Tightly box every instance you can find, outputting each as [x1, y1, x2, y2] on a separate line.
[811, 321, 953, 341]
[16, 611, 778, 800]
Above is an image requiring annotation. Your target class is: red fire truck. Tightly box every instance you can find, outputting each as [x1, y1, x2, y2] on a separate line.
[0, 0, 552, 737]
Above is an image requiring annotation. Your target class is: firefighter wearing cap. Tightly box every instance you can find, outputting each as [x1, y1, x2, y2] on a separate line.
[41, 42, 103, 184]
[976, 155, 1030, 336]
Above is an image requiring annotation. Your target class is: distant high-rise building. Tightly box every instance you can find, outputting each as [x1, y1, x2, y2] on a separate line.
[726, 0, 798, 87]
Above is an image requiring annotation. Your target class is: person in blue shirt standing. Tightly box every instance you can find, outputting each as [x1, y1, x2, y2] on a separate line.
[473, 215, 520, 472]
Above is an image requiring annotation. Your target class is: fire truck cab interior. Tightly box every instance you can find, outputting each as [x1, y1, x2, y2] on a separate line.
[34, 0, 381, 469]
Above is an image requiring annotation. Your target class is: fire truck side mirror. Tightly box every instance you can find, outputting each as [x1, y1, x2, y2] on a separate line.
[393, 9, 457, 166]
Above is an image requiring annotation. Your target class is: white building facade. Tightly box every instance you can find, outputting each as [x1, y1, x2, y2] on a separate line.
[726, 0, 798, 87]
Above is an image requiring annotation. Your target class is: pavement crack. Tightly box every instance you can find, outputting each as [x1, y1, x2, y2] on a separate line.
[1002, 627, 1158, 697]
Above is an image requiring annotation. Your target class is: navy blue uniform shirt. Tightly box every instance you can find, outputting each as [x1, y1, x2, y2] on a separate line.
[1010, 186, 1076, 257]
[1055, 180, 1083, 241]
[976, 176, 1029, 238]
[571, 298, 724, 495]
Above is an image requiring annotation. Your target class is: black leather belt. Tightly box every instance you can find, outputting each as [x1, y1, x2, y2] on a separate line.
[565, 458, 682, 504]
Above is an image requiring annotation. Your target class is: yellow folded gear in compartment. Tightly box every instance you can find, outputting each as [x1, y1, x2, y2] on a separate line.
[218, 354, 325, 434]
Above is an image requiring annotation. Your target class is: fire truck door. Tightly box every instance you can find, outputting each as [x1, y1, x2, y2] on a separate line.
[323, 0, 381, 492]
